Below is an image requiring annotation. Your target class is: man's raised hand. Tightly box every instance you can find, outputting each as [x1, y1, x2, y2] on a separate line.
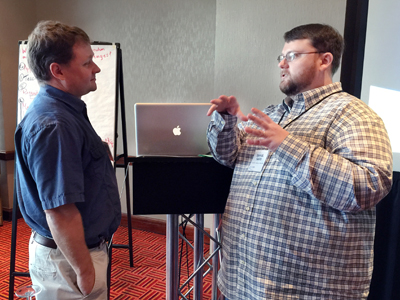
[207, 95, 248, 122]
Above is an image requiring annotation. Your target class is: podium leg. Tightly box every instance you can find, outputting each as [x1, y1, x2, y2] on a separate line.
[211, 214, 220, 300]
[194, 214, 204, 300]
[166, 214, 179, 300]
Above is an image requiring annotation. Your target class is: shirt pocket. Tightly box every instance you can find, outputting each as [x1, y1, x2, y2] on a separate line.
[89, 143, 107, 180]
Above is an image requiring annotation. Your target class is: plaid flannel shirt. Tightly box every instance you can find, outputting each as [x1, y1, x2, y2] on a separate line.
[207, 82, 393, 299]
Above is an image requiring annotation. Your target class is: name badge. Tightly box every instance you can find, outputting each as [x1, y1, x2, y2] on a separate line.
[248, 149, 269, 172]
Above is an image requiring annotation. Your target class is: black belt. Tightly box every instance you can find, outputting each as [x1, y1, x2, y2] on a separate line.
[32, 231, 102, 249]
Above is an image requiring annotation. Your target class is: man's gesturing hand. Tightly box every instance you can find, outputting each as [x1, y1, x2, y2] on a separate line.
[207, 95, 248, 122]
[244, 108, 289, 152]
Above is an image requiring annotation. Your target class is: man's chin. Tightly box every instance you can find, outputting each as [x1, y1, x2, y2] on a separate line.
[279, 84, 290, 95]
[280, 82, 298, 96]
[81, 87, 97, 97]
[90, 84, 97, 93]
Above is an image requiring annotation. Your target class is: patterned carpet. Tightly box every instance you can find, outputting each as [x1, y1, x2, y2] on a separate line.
[0, 219, 213, 299]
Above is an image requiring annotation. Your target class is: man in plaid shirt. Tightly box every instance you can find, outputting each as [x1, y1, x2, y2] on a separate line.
[207, 23, 392, 299]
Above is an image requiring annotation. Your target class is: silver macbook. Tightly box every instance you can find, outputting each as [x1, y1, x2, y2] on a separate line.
[134, 103, 212, 157]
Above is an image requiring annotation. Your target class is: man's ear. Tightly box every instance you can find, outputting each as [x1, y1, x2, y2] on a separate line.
[49, 62, 65, 80]
[319, 52, 333, 72]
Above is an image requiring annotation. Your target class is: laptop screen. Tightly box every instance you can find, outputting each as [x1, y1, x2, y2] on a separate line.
[134, 103, 212, 157]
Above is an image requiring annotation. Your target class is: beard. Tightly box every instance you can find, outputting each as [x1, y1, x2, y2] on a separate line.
[279, 78, 301, 96]
[279, 64, 317, 96]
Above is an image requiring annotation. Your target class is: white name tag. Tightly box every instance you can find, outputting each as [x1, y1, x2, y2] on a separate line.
[248, 149, 269, 172]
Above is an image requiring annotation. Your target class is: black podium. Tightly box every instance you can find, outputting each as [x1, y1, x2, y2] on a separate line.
[129, 156, 233, 299]
[130, 156, 233, 214]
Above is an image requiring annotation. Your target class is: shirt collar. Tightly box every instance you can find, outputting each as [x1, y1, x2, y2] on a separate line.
[291, 82, 343, 111]
[40, 84, 87, 114]
[282, 97, 293, 113]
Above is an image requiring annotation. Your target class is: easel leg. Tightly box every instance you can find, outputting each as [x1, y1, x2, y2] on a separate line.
[8, 188, 30, 299]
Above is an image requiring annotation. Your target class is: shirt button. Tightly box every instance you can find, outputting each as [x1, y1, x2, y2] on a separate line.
[252, 180, 257, 186]
[241, 234, 246, 240]
[245, 206, 250, 211]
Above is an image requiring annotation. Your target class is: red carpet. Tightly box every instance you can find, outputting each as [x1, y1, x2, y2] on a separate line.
[0, 219, 213, 299]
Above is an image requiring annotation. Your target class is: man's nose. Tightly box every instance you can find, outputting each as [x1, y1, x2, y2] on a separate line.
[94, 63, 101, 73]
[278, 58, 288, 69]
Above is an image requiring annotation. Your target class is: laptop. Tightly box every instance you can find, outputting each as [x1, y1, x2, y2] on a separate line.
[134, 103, 212, 157]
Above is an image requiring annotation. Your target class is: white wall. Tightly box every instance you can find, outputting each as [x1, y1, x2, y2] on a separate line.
[0, 1, 37, 150]
[361, 0, 400, 171]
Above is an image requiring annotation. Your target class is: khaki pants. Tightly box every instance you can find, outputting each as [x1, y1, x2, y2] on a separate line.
[28, 234, 108, 300]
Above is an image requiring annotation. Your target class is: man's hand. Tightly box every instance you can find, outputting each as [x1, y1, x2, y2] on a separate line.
[207, 95, 248, 122]
[244, 108, 289, 151]
[76, 265, 96, 296]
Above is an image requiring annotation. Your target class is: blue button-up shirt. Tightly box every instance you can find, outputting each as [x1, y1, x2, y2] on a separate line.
[15, 85, 121, 246]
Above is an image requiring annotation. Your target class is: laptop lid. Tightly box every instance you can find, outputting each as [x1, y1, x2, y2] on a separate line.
[134, 103, 212, 157]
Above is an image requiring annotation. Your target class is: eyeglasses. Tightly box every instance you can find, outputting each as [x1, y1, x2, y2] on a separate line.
[277, 51, 322, 63]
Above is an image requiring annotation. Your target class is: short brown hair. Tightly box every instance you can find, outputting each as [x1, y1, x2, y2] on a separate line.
[27, 20, 91, 83]
[284, 23, 344, 75]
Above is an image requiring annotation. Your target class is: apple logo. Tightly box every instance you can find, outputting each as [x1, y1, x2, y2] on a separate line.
[173, 125, 181, 136]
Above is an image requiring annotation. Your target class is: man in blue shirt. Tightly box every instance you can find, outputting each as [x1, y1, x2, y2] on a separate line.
[15, 20, 121, 299]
